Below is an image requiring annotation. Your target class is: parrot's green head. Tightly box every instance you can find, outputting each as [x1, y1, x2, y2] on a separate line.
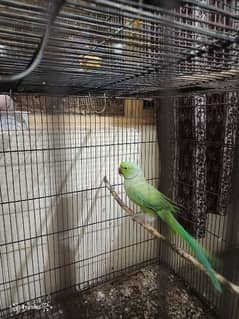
[119, 161, 142, 179]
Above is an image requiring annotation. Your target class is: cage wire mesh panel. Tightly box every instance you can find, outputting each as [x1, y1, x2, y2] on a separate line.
[158, 90, 239, 319]
[169, 91, 238, 238]
[0, 0, 239, 94]
[0, 95, 159, 317]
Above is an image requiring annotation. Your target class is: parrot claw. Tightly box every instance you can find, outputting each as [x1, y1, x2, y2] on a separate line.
[133, 213, 155, 224]
[133, 213, 146, 223]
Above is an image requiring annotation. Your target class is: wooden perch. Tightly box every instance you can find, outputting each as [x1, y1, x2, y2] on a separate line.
[103, 176, 239, 295]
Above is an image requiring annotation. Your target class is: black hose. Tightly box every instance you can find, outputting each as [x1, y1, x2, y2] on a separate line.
[0, 0, 65, 82]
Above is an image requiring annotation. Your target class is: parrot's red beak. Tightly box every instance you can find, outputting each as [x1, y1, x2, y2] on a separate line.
[118, 167, 122, 175]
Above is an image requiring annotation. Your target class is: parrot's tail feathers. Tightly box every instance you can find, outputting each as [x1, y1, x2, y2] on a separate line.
[158, 210, 222, 293]
[205, 250, 223, 271]
[209, 271, 222, 293]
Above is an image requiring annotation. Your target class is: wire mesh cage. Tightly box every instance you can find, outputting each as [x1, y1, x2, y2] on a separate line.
[1, 0, 239, 94]
[0, 95, 160, 318]
[0, 1, 239, 319]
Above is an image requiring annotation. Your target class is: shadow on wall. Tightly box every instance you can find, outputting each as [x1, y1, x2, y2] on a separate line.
[4, 128, 92, 304]
[43, 130, 94, 294]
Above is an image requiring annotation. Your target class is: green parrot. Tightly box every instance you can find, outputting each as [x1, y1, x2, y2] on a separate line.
[118, 161, 222, 293]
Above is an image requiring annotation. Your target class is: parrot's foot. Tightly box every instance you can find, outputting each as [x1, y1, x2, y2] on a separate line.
[133, 213, 156, 224]
[145, 215, 157, 224]
[133, 213, 146, 223]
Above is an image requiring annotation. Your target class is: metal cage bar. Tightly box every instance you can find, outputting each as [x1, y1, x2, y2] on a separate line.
[0, 0, 239, 95]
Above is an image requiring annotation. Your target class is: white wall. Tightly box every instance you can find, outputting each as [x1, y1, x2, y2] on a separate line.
[0, 109, 160, 311]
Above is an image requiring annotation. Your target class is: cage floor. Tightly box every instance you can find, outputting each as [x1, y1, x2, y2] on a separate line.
[11, 263, 216, 319]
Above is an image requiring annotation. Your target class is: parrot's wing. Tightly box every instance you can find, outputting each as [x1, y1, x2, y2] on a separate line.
[160, 192, 181, 212]
[128, 181, 174, 212]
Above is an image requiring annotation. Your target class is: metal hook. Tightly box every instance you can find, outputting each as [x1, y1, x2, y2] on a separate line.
[94, 93, 107, 114]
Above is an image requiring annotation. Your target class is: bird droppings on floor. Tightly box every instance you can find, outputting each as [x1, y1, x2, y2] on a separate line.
[13, 264, 216, 319]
